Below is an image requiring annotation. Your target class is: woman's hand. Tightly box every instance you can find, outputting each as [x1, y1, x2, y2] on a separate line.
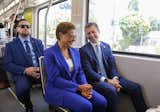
[78, 84, 93, 99]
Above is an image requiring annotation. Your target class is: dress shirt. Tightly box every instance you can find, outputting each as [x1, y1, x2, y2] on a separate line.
[90, 42, 107, 82]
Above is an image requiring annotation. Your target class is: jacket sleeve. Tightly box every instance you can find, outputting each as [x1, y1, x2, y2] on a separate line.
[44, 50, 79, 93]
[79, 48, 101, 82]
[3, 43, 25, 75]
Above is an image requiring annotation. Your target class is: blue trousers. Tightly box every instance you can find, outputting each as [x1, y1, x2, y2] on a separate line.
[14, 75, 40, 108]
[92, 77, 148, 112]
[61, 90, 107, 112]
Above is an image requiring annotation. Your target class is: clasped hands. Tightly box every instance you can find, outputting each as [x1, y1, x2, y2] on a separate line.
[78, 84, 92, 99]
[24, 67, 40, 79]
[106, 79, 122, 92]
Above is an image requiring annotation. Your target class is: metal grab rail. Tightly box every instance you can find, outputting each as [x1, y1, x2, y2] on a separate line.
[44, 0, 54, 47]
[10, 0, 22, 38]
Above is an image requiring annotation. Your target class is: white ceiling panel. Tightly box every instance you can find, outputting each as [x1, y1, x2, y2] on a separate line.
[0, 0, 14, 10]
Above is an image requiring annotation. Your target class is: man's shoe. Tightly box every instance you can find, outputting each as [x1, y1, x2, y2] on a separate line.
[25, 101, 34, 112]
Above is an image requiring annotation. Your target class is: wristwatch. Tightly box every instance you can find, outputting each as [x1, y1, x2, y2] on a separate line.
[104, 78, 108, 82]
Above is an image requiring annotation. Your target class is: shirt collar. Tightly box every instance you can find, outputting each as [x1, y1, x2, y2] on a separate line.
[18, 36, 30, 43]
[90, 41, 100, 47]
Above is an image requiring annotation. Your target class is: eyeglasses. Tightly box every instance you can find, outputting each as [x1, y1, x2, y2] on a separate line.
[18, 24, 31, 29]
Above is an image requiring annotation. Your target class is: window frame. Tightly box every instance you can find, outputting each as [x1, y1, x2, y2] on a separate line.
[37, 0, 69, 48]
[87, 0, 160, 58]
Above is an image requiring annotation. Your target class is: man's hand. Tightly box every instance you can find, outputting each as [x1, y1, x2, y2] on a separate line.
[112, 78, 122, 91]
[105, 79, 122, 92]
[78, 84, 93, 99]
[24, 67, 40, 79]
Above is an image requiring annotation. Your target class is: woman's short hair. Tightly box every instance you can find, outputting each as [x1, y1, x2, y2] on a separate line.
[56, 22, 75, 40]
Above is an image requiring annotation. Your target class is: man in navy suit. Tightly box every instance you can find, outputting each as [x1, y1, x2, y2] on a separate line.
[3, 19, 43, 112]
[79, 22, 148, 112]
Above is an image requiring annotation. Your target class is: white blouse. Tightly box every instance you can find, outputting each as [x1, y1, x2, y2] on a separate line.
[65, 58, 74, 72]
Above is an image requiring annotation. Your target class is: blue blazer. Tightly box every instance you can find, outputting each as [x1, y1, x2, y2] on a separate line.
[44, 42, 87, 105]
[3, 37, 43, 80]
[79, 42, 121, 83]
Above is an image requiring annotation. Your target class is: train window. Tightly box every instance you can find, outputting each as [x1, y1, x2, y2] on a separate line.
[15, 0, 19, 4]
[88, 0, 160, 55]
[38, 0, 71, 47]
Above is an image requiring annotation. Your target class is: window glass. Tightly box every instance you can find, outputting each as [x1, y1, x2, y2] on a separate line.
[38, 0, 71, 47]
[89, 0, 160, 55]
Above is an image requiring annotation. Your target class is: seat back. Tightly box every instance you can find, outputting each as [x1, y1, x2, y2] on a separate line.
[39, 56, 46, 95]
[0, 45, 5, 57]
[39, 56, 71, 112]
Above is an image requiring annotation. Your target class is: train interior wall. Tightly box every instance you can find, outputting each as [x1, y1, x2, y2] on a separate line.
[115, 54, 160, 108]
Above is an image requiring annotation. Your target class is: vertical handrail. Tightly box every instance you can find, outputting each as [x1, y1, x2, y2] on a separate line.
[44, 0, 54, 47]
[10, 0, 22, 38]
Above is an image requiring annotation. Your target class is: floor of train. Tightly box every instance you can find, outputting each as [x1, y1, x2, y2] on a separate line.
[0, 87, 50, 112]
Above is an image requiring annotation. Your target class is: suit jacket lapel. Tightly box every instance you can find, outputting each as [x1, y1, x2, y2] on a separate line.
[16, 38, 33, 65]
[87, 43, 99, 65]
[100, 42, 109, 70]
[69, 48, 77, 78]
[54, 43, 71, 77]
[30, 37, 40, 57]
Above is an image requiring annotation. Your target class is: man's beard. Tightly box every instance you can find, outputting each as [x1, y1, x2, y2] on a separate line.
[21, 32, 30, 37]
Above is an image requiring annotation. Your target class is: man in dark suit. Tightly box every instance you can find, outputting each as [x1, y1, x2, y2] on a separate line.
[3, 19, 43, 112]
[79, 22, 148, 112]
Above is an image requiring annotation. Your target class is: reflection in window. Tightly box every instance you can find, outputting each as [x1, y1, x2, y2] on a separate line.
[38, 0, 71, 47]
[89, 0, 160, 55]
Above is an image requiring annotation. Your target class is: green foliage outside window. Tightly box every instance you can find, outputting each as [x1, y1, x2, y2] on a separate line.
[119, 14, 150, 50]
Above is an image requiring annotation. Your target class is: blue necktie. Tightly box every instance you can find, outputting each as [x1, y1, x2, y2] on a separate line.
[95, 45, 107, 77]
[24, 40, 31, 55]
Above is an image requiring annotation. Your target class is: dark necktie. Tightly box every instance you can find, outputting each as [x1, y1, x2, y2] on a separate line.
[24, 40, 31, 55]
[24, 40, 38, 67]
[95, 45, 107, 77]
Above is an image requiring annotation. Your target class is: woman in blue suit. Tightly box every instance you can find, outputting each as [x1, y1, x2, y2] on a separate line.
[44, 22, 107, 112]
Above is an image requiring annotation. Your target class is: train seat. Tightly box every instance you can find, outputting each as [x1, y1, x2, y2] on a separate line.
[39, 56, 70, 112]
